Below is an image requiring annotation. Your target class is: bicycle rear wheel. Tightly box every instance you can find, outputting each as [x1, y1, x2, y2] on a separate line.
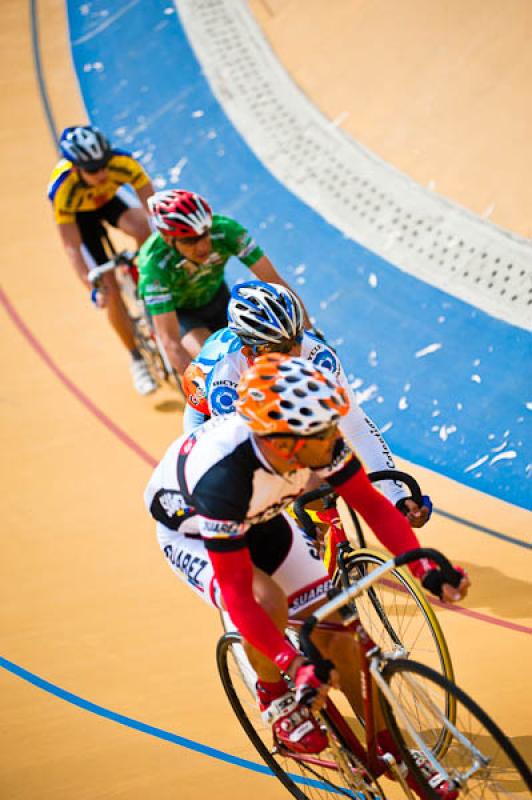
[335, 548, 455, 756]
[216, 632, 383, 800]
[379, 659, 532, 800]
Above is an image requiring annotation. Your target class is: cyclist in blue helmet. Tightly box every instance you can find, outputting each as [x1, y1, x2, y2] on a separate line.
[48, 125, 156, 394]
[183, 280, 433, 527]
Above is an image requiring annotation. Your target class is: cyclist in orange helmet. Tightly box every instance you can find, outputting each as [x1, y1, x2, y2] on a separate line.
[145, 353, 469, 793]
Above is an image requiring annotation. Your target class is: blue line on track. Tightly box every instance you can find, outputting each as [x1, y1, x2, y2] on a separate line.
[0, 656, 352, 793]
[432, 508, 531, 549]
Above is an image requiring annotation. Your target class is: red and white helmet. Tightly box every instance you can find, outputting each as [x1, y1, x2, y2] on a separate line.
[148, 189, 212, 238]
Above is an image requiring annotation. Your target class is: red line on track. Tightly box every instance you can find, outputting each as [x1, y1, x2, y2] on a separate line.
[430, 598, 531, 635]
[2, 286, 530, 636]
[1, 287, 156, 468]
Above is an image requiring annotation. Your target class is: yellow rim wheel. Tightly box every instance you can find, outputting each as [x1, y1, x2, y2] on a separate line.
[333, 547, 456, 757]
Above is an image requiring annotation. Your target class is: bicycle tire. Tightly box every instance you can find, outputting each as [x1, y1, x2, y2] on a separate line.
[334, 548, 455, 756]
[379, 659, 532, 799]
[131, 316, 166, 386]
[216, 632, 383, 800]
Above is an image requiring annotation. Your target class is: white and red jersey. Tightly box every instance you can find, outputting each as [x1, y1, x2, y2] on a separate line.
[145, 414, 360, 545]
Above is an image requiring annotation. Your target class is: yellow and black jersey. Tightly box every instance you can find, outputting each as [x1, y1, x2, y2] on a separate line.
[47, 150, 151, 224]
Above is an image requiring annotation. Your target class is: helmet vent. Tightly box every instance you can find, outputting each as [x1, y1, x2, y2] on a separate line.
[280, 400, 294, 410]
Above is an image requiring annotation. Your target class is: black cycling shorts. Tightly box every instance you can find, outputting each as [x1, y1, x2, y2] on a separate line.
[76, 195, 130, 265]
[245, 515, 293, 575]
[176, 282, 231, 336]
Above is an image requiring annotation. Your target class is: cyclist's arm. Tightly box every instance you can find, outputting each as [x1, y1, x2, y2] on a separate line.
[135, 180, 155, 215]
[337, 373, 408, 508]
[326, 452, 429, 576]
[249, 255, 312, 328]
[328, 455, 468, 599]
[207, 541, 299, 669]
[152, 311, 192, 375]
[57, 222, 91, 289]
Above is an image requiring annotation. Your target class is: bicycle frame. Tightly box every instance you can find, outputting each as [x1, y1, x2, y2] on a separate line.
[295, 548, 462, 788]
[285, 610, 402, 785]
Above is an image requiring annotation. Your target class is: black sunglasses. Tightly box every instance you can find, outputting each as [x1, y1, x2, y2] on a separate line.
[82, 162, 109, 174]
[177, 231, 210, 245]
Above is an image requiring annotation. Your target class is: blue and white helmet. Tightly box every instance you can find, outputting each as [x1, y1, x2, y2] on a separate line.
[59, 125, 111, 170]
[228, 281, 304, 347]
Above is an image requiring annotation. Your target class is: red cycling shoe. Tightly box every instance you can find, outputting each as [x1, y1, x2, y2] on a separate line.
[261, 692, 328, 755]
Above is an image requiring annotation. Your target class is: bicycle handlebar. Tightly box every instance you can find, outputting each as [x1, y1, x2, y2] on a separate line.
[292, 469, 423, 532]
[299, 547, 461, 670]
[367, 469, 423, 507]
[87, 250, 137, 285]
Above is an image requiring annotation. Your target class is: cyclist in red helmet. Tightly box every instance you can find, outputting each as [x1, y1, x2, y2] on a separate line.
[137, 188, 311, 375]
[48, 125, 157, 395]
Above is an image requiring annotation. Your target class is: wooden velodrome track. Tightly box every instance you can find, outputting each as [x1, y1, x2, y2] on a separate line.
[1, 1, 530, 797]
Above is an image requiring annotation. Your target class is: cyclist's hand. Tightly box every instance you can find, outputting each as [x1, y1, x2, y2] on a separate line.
[90, 288, 107, 309]
[293, 660, 339, 711]
[397, 495, 433, 527]
[422, 565, 470, 603]
[441, 572, 470, 603]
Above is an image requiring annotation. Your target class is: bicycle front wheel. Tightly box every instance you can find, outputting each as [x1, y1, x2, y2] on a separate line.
[335, 548, 455, 756]
[216, 632, 383, 800]
[379, 659, 532, 800]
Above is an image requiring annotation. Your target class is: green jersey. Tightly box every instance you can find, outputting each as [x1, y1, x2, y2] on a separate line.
[137, 214, 264, 314]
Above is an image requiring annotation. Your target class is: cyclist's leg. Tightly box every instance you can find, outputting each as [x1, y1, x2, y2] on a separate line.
[77, 212, 137, 352]
[271, 512, 393, 731]
[180, 326, 212, 359]
[100, 270, 138, 350]
[116, 203, 151, 248]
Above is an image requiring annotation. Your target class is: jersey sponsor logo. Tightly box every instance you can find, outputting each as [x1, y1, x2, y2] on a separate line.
[309, 346, 338, 375]
[163, 544, 208, 591]
[145, 292, 173, 305]
[201, 519, 245, 538]
[290, 580, 333, 612]
[237, 236, 255, 259]
[210, 383, 239, 415]
[180, 433, 197, 456]
[158, 490, 191, 519]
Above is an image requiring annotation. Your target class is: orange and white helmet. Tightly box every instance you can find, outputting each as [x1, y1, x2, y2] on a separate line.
[236, 354, 349, 436]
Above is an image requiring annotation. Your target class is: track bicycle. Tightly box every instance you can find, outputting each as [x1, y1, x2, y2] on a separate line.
[88, 250, 184, 396]
[292, 471, 456, 702]
[217, 547, 532, 800]
[220, 471, 457, 754]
